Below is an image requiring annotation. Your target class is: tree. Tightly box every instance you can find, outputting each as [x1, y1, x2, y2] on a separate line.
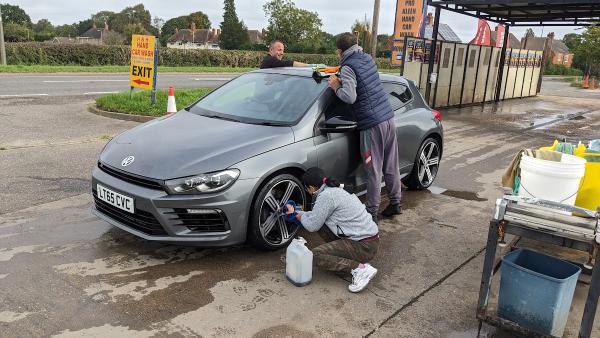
[575, 26, 600, 76]
[3, 22, 32, 42]
[263, 0, 323, 52]
[160, 12, 210, 46]
[123, 23, 148, 44]
[91, 11, 116, 28]
[563, 33, 580, 51]
[0, 3, 31, 27]
[525, 28, 535, 38]
[55, 24, 78, 37]
[189, 11, 211, 30]
[103, 31, 125, 45]
[33, 19, 55, 41]
[351, 18, 372, 51]
[220, 0, 249, 50]
[75, 19, 94, 36]
[111, 4, 152, 34]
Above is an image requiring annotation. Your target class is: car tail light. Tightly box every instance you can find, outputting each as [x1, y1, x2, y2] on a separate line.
[432, 110, 442, 121]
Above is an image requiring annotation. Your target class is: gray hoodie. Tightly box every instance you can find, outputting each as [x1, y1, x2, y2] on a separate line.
[334, 45, 362, 104]
[299, 185, 378, 241]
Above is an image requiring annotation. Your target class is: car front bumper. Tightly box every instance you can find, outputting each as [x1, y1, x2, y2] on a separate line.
[91, 165, 258, 247]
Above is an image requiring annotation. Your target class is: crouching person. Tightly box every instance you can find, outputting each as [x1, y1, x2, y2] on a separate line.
[287, 167, 379, 292]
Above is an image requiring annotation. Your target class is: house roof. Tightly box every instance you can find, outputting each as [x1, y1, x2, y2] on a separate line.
[80, 27, 106, 40]
[247, 30, 264, 44]
[551, 40, 570, 54]
[521, 36, 572, 54]
[168, 29, 219, 44]
[424, 23, 462, 42]
[489, 32, 521, 48]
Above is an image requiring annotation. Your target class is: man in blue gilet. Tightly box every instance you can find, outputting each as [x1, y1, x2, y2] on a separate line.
[327, 32, 402, 224]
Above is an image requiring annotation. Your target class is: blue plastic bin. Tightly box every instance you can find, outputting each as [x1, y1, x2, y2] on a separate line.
[498, 249, 581, 337]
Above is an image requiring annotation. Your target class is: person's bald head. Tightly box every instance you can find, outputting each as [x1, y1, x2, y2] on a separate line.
[269, 40, 285, 60]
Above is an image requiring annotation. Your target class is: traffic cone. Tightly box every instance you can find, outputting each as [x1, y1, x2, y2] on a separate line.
[582, 75, 589, 89]
[166, 86, 177, 115]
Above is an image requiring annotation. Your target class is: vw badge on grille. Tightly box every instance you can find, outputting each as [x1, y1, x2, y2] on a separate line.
[121, 156, 135, 167]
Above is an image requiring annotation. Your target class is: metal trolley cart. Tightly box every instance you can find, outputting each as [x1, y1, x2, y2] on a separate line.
[477, 195, 600, 338]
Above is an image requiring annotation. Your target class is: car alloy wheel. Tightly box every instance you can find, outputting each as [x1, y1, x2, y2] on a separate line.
[249, 174, 306, 250]
[404, 137, 441, 190]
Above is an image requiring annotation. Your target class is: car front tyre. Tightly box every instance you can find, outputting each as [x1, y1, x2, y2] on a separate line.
[248, 174, 306, 250]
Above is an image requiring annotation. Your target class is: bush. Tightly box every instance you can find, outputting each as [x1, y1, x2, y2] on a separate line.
[544, 63, 583, 76]
[6, 42, 392, 69]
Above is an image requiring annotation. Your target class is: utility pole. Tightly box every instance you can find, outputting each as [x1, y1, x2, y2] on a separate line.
[0, 4, 6, 65]
[370, 0, 380, 58]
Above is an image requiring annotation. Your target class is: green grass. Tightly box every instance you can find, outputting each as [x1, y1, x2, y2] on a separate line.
[95, 88, 212, 116]
[0, 65, 255, 73]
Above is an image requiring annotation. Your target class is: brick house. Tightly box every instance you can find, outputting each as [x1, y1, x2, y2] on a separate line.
[521, 32, 574, 68]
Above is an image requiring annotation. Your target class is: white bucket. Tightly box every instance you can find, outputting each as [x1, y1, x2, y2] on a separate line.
[518, 152, 586, 206]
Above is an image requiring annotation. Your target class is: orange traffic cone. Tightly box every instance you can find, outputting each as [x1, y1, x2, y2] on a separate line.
[582, 75, 589, 89]
[166, 86, 177, 115]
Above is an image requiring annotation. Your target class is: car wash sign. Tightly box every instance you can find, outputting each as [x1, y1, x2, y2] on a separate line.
[130, 35, 157, 90]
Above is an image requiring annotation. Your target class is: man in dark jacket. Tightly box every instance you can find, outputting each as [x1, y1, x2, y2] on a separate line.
[327, 33, 402, 223]
[260, 40, 308, 69]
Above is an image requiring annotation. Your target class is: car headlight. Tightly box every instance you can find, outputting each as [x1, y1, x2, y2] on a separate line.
[165, 169, 240, 194]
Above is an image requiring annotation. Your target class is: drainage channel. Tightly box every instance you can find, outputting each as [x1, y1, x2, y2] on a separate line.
[521, 109, 595, 131]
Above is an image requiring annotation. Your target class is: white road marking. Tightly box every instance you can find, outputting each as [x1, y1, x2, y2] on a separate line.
[0, 94, 49, 98]
[83, 91, 119, 95]
[43, 79, 129, 83]
[189, 77, 233, 81]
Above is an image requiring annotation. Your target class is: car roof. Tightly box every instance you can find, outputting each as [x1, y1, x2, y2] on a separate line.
[251, 67, 410, 85]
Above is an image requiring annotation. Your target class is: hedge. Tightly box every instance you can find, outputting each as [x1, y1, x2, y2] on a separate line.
[544, 63, 583, 76]
[6, 42, 392, 69]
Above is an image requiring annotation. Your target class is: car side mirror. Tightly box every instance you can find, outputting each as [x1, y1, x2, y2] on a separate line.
[319, 116, 357, 134]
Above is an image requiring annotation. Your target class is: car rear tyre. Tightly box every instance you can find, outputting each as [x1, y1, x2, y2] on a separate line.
[404, 137, 440, 190]
[248, 174, 306, 250]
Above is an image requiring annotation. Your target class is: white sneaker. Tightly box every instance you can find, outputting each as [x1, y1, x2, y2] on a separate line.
[348, 264, 377, 293]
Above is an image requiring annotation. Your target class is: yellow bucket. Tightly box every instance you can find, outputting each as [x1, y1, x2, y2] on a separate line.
[540, 140, 600, 211]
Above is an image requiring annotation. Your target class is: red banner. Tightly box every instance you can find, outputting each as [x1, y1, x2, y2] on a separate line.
[470, 19, 491, 46]
[495, 24, 505, 47]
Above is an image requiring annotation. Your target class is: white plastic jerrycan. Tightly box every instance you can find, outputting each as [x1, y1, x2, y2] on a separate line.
[286, 237, 313, 286]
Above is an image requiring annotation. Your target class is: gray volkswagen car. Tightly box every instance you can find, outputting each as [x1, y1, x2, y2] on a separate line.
[92, 67, 443, 250]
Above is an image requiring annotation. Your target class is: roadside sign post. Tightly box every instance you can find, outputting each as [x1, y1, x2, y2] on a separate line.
[0, 5, 7, 66]
[130, 34, 157, 104]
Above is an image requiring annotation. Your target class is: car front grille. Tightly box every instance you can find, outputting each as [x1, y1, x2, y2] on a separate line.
[165, 208, 230, 233]
[93, 191, 168, 236]
[98, 162, 164, 190]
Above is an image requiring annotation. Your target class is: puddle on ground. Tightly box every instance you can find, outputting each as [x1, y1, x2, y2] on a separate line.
[428, 186, 488, 202]
[569, 115, 586, 120]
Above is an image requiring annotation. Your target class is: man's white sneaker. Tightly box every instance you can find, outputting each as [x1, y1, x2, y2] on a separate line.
[348, 264, 377, 293]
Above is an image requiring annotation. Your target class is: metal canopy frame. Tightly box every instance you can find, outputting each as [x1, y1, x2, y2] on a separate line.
[424, 0, 599, 103]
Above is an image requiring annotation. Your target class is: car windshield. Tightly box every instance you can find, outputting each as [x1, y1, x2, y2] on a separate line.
[189, 72, 327, 125]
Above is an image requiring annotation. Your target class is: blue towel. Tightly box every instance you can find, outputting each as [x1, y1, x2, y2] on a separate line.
[284, 200, 303, 226]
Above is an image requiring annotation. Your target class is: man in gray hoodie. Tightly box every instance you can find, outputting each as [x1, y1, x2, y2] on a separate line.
[288, 167, 379, 293]
[327, 33, 402, 223]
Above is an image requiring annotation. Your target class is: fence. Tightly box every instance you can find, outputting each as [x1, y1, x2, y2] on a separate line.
[399, 36, 543, 108]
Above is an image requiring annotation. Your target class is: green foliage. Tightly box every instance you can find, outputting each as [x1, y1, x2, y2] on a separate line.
[263, 0, 323, 53]
[220, 0, 249, 50]
[91, 11, 116, 28]
[5, 42, 393, 69]
[95, 88, 212, 116]
[54, 24, 78, 37]
[4, 22, 32, 42]
[0, 3, 31, 26]
[562, 33, 580, 50]
[352, 19, 372, 51]
[76, 19, 94, 36]
[575, 26, 600, 76]
[122, 23, 148, 44]
[33, 19, 55, 41]
[543, 63, 583, 76]
[160, 12, 210, 46]
[525, 28, 535, 38]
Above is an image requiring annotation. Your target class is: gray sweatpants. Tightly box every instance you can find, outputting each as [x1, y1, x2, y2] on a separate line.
[360, 118, 402, 214]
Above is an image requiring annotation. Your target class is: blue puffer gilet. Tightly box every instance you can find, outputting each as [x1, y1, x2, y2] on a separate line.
[342, 49, 394, 130]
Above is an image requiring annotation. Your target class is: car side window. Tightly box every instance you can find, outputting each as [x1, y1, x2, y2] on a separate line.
[382, 82, 412, 111]
[323, 92, 353, 121]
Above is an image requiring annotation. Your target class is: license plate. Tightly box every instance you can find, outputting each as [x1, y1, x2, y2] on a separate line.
[97, 184, 134, 214]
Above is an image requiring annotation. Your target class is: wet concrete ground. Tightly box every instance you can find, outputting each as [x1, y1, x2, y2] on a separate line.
[1, 77, 599, 337]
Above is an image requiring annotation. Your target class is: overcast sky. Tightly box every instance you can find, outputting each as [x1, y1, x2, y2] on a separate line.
[10, 0, 578, 41]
